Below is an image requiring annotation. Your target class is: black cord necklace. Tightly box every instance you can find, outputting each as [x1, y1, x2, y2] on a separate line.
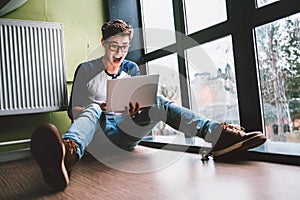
[105, 69, 120, 79]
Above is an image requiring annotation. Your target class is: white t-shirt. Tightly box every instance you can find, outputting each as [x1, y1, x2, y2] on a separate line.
[86, 70, 131, 105]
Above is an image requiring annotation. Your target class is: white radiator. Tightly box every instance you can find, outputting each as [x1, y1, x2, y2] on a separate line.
[0, 18, 67, 115]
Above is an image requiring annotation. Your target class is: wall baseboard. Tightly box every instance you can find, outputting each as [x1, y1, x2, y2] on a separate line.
[0, 148, 31, 163]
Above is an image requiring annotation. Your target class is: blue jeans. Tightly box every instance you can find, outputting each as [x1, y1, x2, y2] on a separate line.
[63, 96, 219, 159]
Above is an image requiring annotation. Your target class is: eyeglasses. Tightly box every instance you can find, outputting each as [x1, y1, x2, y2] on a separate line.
[106, 42, 130, 52]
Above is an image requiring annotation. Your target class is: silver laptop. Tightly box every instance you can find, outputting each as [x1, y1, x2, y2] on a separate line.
[106, 74, 159, 112]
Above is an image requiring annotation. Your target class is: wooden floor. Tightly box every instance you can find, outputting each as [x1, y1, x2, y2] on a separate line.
[1, 146, 300, 200]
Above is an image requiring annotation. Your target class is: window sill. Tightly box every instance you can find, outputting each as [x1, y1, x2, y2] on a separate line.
[140, 136, 300, 166]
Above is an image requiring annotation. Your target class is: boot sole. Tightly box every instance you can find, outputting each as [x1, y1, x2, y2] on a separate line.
[30, 123, 69, 190]
[212, 134, 266, 158]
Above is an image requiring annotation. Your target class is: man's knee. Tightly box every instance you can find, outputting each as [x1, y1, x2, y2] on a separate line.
[82, 103, 102, 119]
[156, 95, 172, 107]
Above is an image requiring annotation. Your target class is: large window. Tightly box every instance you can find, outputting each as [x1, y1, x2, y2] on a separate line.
[140, 0, 240, 146]
[137, 0, 300, 160]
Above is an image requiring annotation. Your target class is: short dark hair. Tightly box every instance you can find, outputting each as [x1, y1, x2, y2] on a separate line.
[101, 19, 133, 41]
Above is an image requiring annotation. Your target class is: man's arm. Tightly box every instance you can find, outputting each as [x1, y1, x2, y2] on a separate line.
[68, 64, 91, 120]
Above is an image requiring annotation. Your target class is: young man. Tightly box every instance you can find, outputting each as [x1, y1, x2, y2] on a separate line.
[30, 19, 266, 190]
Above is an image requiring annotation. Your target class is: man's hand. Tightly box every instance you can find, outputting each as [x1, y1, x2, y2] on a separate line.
[100, 102, 107, 111]
[128, 102, 140, 117]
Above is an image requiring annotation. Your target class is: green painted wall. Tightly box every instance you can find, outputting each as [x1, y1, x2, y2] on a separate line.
[0, 0, 105, 153]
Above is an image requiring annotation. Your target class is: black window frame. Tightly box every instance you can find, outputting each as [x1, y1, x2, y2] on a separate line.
[105, 0, 300, 165]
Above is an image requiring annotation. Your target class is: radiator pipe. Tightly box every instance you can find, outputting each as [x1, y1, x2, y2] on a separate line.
[0, 139, 31, 146]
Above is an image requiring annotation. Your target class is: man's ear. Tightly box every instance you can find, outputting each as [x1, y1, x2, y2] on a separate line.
[101, 38, 105, 47]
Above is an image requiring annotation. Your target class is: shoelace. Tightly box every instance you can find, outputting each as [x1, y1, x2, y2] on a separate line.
[64, 139, 78, 155]
[223, 123, 246, 134]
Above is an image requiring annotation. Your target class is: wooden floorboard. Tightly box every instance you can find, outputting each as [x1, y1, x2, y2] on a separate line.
[0, 146, 300, 200]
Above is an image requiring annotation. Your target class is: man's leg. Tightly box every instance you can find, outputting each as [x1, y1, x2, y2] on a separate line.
[107, 109, 158, 150]
[151, 96, 211, 138]
[30, 104, 102, 190]
[150, 96, 266, 158]
[63, 104, 102, 159]
[110, 95, 208, 149]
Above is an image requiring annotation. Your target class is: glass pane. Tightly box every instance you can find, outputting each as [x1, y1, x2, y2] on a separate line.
[146, 54, 188, 145]
[140, 0, 176, 53]
[185, 0, 227, 34]
[147, 54, 182, 105]
[256, 0, 280, 8]
[186, 36, 240, 125]
[255, 13, 300, 143]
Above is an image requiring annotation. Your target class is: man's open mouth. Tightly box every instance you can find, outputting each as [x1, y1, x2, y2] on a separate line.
[113, 56, 122, 62]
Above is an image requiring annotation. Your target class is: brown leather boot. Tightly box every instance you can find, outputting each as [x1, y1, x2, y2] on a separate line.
[30, 123, 78, 190]
[211, 123, 267, 157]
[63, 139, 79, 176]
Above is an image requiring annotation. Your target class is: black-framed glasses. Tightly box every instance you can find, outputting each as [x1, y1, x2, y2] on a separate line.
[106, 42, 130, 52]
